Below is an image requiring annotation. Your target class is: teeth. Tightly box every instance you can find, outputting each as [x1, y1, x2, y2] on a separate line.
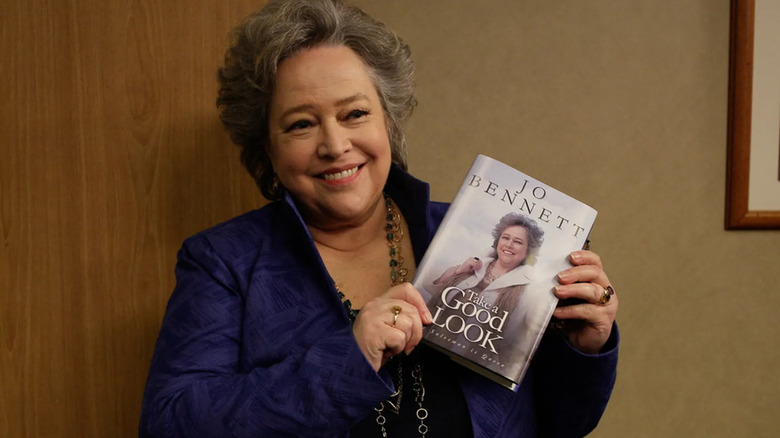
[322, 166, 359, 181]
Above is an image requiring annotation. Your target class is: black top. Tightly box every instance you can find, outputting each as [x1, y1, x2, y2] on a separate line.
[350, 345, 473, 438]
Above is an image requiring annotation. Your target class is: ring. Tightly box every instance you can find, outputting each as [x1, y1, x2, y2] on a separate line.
[599, 285, 615, 305]
[391, 305, 402, 326]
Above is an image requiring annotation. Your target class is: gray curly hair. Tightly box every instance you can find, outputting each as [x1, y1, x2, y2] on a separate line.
[216, 0, 416, 200]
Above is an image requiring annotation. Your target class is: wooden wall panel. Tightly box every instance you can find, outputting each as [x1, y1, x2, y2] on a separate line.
[1, 1, 267, 436]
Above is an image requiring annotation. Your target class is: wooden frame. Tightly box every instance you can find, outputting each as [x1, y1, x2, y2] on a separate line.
[726, 0, 780, 229]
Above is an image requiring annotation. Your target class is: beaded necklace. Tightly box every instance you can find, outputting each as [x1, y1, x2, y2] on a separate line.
[334, 192, 429, 437]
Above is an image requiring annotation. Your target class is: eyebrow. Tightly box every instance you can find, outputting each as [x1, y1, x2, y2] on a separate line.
[278, 93, 371, 120]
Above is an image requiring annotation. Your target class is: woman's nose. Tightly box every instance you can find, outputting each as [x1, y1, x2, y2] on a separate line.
[317, 121, 352, 158]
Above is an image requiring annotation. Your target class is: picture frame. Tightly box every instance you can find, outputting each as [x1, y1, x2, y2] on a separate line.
[725, 0, 780, 229]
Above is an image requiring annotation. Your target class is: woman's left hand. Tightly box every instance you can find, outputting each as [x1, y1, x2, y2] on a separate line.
[552, 250, 618, 354]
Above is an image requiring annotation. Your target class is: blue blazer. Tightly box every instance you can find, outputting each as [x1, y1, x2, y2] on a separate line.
[140, 166, 618, 437]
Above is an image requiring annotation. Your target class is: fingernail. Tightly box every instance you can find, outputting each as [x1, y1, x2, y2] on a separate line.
[570, 252, 581, 263]
[557, 272, 569, 282]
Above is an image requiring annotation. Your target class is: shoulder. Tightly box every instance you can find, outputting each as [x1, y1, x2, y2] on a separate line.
[173, 202, 312, 295]
[179, 201, 298, 265]
[490, 265, 535, 289]
[422, 201, 450, 235]
[428, 201, 449, 225]
[184, 204, 271, 244]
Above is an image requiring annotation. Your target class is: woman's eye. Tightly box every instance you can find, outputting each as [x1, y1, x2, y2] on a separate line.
[285, 120, 312, 132]
[346, 109, 368, 120]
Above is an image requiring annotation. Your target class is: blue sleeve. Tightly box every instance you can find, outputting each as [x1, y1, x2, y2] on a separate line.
[138, 237, 393, 437]
[531, 324, 619, 437]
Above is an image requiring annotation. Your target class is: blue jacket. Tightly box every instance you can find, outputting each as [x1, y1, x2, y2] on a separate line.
[140, 166, 618, 437]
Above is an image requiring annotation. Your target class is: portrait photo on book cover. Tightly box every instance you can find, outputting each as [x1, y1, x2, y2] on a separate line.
[413, 155, 597, 385]
[419, 211, 556, 379]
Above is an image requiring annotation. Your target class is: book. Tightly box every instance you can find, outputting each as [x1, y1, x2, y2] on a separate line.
[413, 154, 597, 390]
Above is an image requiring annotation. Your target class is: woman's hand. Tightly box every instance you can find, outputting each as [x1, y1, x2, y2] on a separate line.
[352, 283, 433, 371]
[432, 257, 483, 285]
[552, 250, 618, 354]
[456, 257, 483, 275]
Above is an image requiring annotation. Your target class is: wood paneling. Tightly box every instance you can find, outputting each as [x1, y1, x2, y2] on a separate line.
[1, 1, 267, 436]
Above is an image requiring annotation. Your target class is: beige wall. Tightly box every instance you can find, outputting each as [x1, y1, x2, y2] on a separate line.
[359, 1, 780, 436]
[2, 0, 779, 436]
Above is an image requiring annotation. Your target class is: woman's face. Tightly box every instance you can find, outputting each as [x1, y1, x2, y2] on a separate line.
[496, 225, 529, 269]
[267, 44, 392, 228]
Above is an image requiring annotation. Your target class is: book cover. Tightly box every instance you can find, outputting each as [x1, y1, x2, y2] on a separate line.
[413, 154, 597, 390]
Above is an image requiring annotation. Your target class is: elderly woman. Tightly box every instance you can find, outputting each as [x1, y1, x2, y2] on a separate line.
[139, 1, 619, 437]
[430, 213, 546, 310]
[426, 213, 548, 378]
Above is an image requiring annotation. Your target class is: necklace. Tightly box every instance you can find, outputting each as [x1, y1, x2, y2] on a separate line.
[484, 261, 498, 283]
[335, 193, 405, 320]
[384, 192, 407, 287]
[334, 192, 428, 437]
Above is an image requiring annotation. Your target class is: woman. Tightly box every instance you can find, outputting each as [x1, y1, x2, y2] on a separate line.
[139, 1, 619, 437]
[429, 212, 545, 312]
[426, 213, 546, 373]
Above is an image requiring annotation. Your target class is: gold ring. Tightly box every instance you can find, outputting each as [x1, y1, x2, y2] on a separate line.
[600, 285, 615, 305]
[391, 305, 402, 326]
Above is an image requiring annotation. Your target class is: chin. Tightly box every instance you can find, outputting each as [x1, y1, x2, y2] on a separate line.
[319, 192, 382, 221]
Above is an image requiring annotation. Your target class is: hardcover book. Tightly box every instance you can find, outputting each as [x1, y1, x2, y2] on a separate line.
[413, 154, 597, 390]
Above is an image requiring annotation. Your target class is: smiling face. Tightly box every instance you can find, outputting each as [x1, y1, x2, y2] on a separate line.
[495, 225, 530, 270]
[267, 45, 392, 229]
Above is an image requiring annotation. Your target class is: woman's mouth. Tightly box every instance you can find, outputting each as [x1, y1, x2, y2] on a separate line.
[320, 165, 361, 181]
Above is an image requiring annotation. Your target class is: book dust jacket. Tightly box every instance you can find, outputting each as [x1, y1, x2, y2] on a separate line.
[413, 155, 597, 390]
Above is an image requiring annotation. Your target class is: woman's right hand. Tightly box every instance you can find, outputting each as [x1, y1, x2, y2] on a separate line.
[352, 283, 432, 371]
[456, 257, 483, 275]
